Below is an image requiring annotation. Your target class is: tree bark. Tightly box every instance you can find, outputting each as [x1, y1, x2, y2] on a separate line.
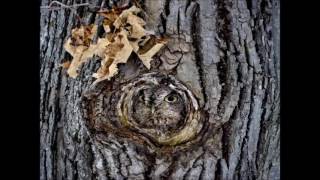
[40, 0, 280, 179]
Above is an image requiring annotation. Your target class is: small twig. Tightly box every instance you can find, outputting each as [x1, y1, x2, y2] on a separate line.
[40, 1, 91, 10]
[40, 1, 94, 25]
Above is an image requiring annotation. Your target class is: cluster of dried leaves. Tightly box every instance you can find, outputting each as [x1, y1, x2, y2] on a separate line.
[63, 6, 166, 83]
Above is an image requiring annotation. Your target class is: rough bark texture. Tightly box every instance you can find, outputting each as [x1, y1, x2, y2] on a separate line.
[40, 0, 280, 179]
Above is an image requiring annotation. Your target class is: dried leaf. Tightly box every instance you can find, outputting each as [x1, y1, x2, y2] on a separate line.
[136, 36, 157, 54]
[126, 13, 146, 39]
[69, 25, 98, 47]
[60, 61, 71, 69]
[127, 13, 145, 26]
[63, 25, 108, 78]
[65, 45, 89, 78]
[129, 40, 140, 53]
[103, 23, 111, 33]
[93, 30, 133, 83]
[137, 41, 166, 69]
[113, 6, 141, 29]
[99, 10, 120, 21]
[88, 37, 111, 57]
[101, 10, 120, 33]
[63, 5, 167, 81]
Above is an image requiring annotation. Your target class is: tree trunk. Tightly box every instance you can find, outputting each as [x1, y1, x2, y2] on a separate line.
[40, 0, 280, 179]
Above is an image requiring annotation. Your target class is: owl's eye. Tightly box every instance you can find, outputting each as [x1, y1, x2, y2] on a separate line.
[165, 94, 179, 103]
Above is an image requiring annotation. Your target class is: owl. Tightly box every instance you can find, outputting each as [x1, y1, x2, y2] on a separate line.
[131, 84, 187, 134]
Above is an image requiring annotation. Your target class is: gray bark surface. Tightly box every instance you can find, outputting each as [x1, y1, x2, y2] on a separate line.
[40, 0, 280, 179]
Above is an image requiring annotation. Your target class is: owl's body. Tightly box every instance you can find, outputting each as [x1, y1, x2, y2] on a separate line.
[132, 84, 186, 134]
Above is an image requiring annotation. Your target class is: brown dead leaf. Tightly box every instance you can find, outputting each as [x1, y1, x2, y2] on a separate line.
[136, 36, 157, 54]
[88, 37, 111, 57]
[63, 25, 107, 78]
[103, 23, 111, 33]
[100, 10, 121, 33]
[137, 41, 166, 69]
[64, 5, 167, 81]
[69, 25, 98, 47]
[127, 13, 145, 26]
[92, 30, 133, 83]
[113, 6, 141, 29]
[60, 61, 71, 69]
[126, 13, 146, 39]
[132, 36, 167, 69]
[65, 45, 89, 78]
[99, 10, 121, 21]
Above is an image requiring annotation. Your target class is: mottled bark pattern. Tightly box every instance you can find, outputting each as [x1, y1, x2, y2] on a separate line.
[40, 0, 280, 179]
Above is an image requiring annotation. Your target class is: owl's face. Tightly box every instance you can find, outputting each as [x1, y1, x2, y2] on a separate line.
[116, 73, 202, 146]
[132, 85, 186, 134]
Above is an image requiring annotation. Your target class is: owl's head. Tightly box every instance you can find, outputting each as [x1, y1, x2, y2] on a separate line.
[131, 83, 187, 134]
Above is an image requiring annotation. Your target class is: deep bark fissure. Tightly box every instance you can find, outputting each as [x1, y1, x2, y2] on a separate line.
[182, 152, 204, 180]
[143, 156, 154, 179]
[164, 0, 171, 16]
[62, 146, 68, 179]
[245, 0, 253, 16]
[236, 135, 247, 179]
[49, 92, 61, 179]
[49, 12, 60, 56]
[100, 148, 112, 179]
[221, 116, 233, 166]
[191, 3, 207, 106]
[43, 151, 48, 180]
[215, 0, 233, 116]
[217, 57, 228, 102]
[198, 160, 205, 180]
[214, 158, 222, 180]
[72, 160, 79, 180]
[52, 100, 62, 179]
[160, 13, 167, 35]
[177, 8, 180, 36]
[245, 74, 259, 178]
[255, 80, 270, 164]
[164, 154, 180, 178]
[233, 78, 254, 179]
[40, 12, 52, 64]
[184, 0, 192, 14]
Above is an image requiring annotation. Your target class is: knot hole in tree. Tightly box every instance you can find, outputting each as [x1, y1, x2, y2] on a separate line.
[81, 72, 210, 153]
